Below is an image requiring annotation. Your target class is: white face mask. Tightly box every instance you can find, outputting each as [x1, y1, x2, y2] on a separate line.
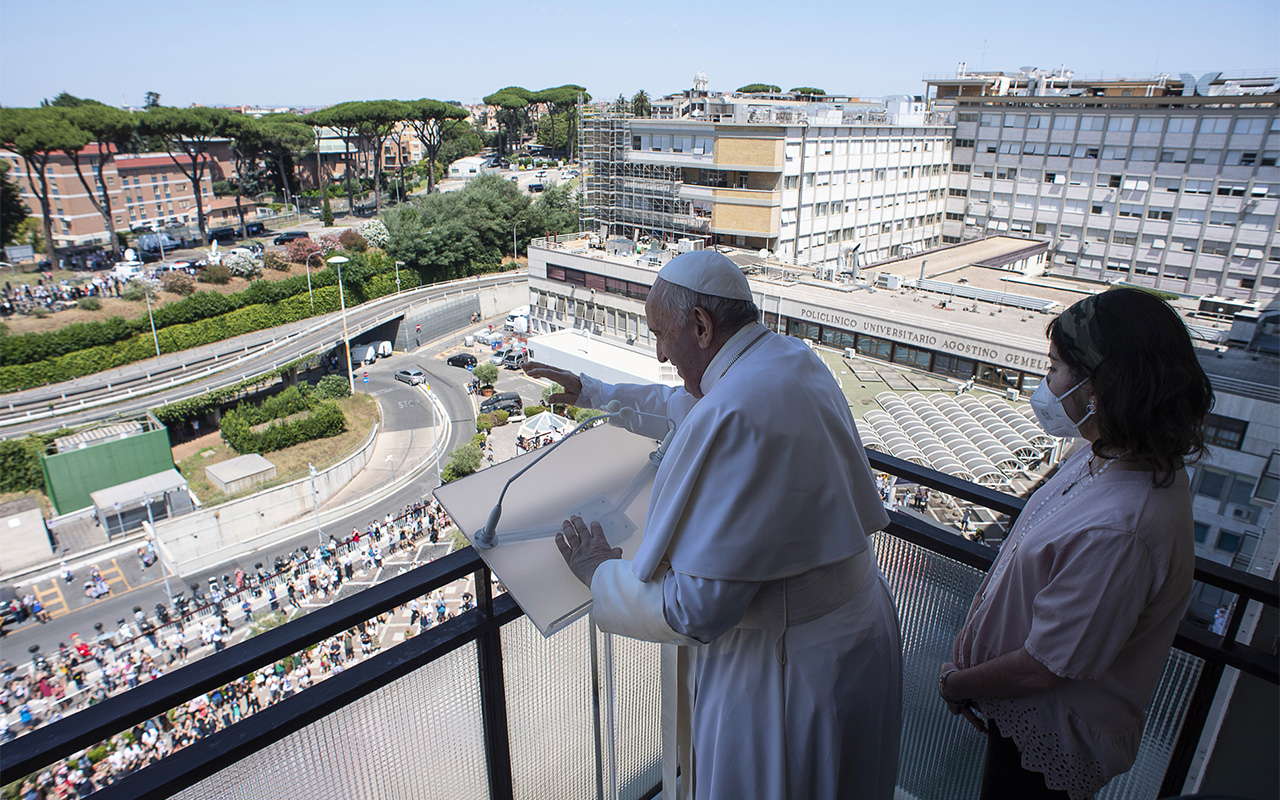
[1029, 377, 1094, 438]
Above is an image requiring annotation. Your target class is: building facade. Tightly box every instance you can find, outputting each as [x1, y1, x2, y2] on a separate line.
[579, 87, 954, 268]
[929, 68, 1280, 302]
[1, 145, 225, 249]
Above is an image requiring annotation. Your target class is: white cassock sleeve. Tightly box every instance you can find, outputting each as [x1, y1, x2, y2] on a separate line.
[591, 561, 759, 646]
[591, 560, 704, 646]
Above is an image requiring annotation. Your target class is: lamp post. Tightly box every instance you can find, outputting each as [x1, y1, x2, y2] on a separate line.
[144, 285, 161, 357]
[328, 255, 355, 396]
[304, 251, 322, 313]
[394, 260, 404, 296]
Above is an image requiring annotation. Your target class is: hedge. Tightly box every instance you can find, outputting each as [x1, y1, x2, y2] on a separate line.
[220, 397, 347, 455]
[0, 286, 349, 392]
[0, 251, 406, 369]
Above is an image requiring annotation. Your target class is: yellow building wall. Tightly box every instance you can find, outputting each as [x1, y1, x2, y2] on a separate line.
[714, 137, 783, 169]
[711, 202, 779, 235]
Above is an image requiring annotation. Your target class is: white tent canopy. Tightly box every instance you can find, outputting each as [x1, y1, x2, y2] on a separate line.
[518, 412, 573, 440]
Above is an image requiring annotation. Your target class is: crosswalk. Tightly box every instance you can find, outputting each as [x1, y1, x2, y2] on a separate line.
[28, 558, 131, 621]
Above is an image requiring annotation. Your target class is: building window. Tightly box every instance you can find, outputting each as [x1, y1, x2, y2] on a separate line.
[1167, 117, 1195, 134]
[954, 139, 974, 149]
[1080, 116, 1106, 131]
[1233, 118, 1266, 135]
[1193, 522, 1210, 543]
[1205, 414, 1248, 450]
[1200, 118, 1231, 135]
[1106, 117, 1134, 132]
[1197, 469, 1229, 499]
[1215, 530, 1242, 554]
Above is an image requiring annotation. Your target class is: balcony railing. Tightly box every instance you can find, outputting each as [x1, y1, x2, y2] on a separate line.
[2, 453, 1276, 799]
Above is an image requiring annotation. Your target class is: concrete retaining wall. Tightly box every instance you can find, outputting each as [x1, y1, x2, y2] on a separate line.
[396, 280, 529, 351]
[155, 423, 379, 575]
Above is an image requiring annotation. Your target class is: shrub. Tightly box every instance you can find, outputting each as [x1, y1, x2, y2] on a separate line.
[27, 305, 50, 317]
[572, 406, 606, 424]
[285, 237, 320, 264]
[220, 390, 347, 454]
[263, 251, 289, 272]
[475, 413, 494, 433]
[200, 263, 231, 285]
[472, 362, 499, 387]
[121, 282, 149, 302]
[441, 443, 482, 482]
[86, 745, 110, 765]
[77, 296, 102, 311]
[162, 272, 196, 296]
[224, 252, 262, 279]
[493, 409, 510, 426]
[356, 219, 389, 249]
[522, 405, 547, 417]
[316, 233, 341, 254]
[321, 195, 333, 227]
[315, 373, 350, 399]
[470, 432, 487, 448]
[338, 229, 368, 253]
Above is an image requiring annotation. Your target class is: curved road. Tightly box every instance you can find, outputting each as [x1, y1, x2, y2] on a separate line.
[0, 271, 527, 437]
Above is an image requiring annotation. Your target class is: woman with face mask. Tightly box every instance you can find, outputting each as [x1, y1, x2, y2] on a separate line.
[936, 288, 1214, 800]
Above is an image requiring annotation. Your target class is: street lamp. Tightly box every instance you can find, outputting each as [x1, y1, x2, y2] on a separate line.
[394, 260, 404, 296]
[328, 255, 355, 396]
[144, 284, 161, 357]
[304, 251, 323, 313]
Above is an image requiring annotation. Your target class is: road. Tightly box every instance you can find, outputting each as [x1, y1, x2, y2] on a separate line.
[0, 335, 551, 664]
[0, 272, 527, 437]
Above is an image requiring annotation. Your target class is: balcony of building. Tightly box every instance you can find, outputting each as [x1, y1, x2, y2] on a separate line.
[2, 453, 1275, 800]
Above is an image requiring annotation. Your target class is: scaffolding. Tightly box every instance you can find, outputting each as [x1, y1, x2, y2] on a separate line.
[578, 110, 710, 247]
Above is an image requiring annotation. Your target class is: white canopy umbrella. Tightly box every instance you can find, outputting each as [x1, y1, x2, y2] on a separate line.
[517, 411, 573, 440]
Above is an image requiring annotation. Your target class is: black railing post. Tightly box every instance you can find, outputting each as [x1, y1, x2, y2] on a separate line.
[1159, 660, 1225, 797]
[476, 564, 515, 800]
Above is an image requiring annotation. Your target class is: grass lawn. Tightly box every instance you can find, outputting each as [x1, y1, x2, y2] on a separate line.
[174, 393, 380, 506]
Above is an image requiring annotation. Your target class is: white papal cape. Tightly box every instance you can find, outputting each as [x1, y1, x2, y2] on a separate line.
[579, 323, 903, 800]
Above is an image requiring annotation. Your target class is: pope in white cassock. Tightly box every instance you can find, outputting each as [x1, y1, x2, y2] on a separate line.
[525, 250, 902, 800]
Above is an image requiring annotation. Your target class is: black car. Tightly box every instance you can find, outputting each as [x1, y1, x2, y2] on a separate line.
[446, 353, 477, 368]
[244, 222, 267, 237]
[479, 391, 522, 415]
[273, 231, 310, 246]
[207, 226, 237, 245]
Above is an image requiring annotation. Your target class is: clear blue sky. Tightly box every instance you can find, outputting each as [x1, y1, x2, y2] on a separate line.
[1, 0, 1276, 109]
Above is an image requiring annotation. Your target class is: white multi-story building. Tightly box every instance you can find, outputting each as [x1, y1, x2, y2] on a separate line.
[928, 66, 1280, 303]
[580, 81, 954, 269]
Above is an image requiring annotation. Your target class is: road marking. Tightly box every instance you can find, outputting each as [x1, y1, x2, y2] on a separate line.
[107, 559, 131, 591]
[34, 580, 69, 617]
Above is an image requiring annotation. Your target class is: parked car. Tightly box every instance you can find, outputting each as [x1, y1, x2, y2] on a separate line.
[394, 368, 426, 385]
[446, 353, 477, 368]
[273, 231, 309, 245]
[207, 226, 237, 245]
[503, 350, 528, 370]
[527, 183, 545, 193]
[244, 222, 267, 237]
[479, 392, 523, 415]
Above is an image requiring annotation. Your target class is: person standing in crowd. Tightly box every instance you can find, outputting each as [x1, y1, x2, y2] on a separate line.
[529, 250, 902, 800]
[939, 289, 1214, 799]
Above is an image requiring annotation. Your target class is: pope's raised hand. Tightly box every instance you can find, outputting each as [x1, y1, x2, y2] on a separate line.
[555, 515, 622, 589]
[523, 362, 582, 406]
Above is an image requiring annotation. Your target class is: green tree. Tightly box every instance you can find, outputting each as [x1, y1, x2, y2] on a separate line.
[472, 361, 498, 388]
[226, 115, 267, 237]
[630, 90, 651, 118]
[532, 85, 587, 160]
[0, 107, 91, 261]
[44, 92, 103, 108]
[612, 94, 628, 112]
[137, 106, 235, 239]
[524, 181, 579, 244]
[384, 174, 528, 281]
[404, 99, 469, 194]
[737, 84, 781, 94]
[483, 87, 533, 155]
[258, 116, 314, 211]
[306, 102, 370, 217]
[144, 91, 161, 108]
[321, 194, 334, 227]
[441, 443, 482, 482]
[63, 103, 136, 256]
[353, 100, 410, 215]
[0, 161, 29, 248]
[789, 87, 826, 96]
[536, 111, 572, 152]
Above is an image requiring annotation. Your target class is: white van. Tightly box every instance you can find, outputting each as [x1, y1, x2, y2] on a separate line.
[504, 305, 530, 331]
[376, 341, 393, 359]
[357, 345, 378, 365]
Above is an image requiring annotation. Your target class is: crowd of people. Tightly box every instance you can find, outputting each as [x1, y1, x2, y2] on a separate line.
[1, 497, 499, 798]
[0, 271, 136, 317]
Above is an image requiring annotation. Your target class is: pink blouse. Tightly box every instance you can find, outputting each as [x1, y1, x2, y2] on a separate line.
[955, 446, 1194, 799]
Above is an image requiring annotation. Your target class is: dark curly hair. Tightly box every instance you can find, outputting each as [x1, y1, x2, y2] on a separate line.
[1048, 288, 1214, 487]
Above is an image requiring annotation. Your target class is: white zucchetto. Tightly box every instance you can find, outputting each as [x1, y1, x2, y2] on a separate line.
[657, 251, 753, 301]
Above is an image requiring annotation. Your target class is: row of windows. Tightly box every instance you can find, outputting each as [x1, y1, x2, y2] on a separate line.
[544, 265, 651, 302]
[975, 113, 1275, 136]
[781, 163, 949, 189]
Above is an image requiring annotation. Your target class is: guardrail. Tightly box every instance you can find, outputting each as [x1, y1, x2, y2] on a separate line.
[0, 272, 529, 430]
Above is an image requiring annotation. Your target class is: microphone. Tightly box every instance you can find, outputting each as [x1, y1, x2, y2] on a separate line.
[472, 402, 668, 549]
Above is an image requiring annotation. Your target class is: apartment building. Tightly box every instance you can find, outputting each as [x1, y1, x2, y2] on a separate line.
[929, 67, 1280, 303]
[1, 144, 226, 250]
[579, 82, 954, 270]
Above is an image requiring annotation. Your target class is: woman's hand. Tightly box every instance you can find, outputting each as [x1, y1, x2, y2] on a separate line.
[939, 661, 988, 734]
